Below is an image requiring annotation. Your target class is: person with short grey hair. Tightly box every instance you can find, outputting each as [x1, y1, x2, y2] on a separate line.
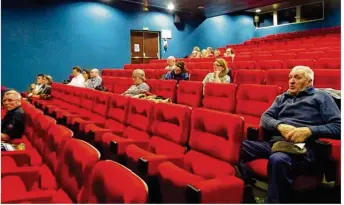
[122, 69, 150, 97]
[85, 68, 102, 89]
[165, 56, 176, 70]
[239, 66, 341, 203]
[2, 90, 25, 142]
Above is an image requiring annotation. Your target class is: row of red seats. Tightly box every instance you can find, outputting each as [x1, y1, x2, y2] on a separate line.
[101, 69, 340, 91]
[225, 40, 340, 51]
[32, 84, 340, 202]
[216, 45, 340, 55]
[2, 101, 148, 203]
[234, 26, 340, 45]
[122, 58, 340, 72]
[31, 85, 274, 203]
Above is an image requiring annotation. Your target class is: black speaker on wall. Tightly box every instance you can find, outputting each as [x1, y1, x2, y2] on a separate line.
[174, 14, 181, 24]
[173, 13, 185, 30]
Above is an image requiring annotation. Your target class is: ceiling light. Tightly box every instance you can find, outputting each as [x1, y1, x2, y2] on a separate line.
[167, 3, 175, 11]
[198, 5, 204, 9]
[255, 9, 261, 13]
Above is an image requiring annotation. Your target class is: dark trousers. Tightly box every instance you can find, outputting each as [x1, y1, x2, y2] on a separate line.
[239, 140, 316, 203]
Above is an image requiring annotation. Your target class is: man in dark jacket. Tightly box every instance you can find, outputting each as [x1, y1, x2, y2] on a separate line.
[2, 90, 25, 142]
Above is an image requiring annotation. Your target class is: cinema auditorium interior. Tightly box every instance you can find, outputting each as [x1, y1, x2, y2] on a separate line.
[1, 0, 342, 203]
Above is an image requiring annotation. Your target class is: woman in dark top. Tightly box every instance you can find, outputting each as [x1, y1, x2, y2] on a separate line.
[163, 61, 189, 83]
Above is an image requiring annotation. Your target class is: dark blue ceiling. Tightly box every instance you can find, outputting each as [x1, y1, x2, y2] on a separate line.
[121, 0, 292, 17]
[3, 0, 296, 17]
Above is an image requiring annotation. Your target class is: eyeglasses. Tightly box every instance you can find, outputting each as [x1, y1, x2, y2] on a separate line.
[213, 63, 221, 67]
[2, 99, 15, 103]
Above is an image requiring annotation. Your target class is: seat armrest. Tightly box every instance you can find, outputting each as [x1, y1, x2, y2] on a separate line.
[2, 151, 31, 166]
[247, 127, 259, 141]
[110, 139, 149, 156]
[187, 175, 244, 203]
[2, 167, 42, 191]
[2, 190, 56, 203]
[314, 140, 332, 160]
[138, 155, 184, 176]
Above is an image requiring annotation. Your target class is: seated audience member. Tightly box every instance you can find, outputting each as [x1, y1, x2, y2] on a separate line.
[163, 61, 189, 82]
[68, 66, 85, 87]
[224, 48, 235, 62]
[214, 49, 221, 58]
[2, 90, 25, 142]
[202, 58, 231, 86]
[28, 84, 36, 94]
[207, 47, 214, 57]
[165, 56, 176, 70]
[85, 68, 102, 89]
[31, 75, 53, 99]
[239, 66, 341, 203]
[190, 51, 198, 58]
[82, 69, 90, 87]
[193, 46, 200, 52]
[27, 74, 44, 97]
[201, 49, 209, 58]
[122, 69, 150, 97]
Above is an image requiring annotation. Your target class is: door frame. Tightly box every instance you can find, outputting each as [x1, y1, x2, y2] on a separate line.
[129, 30, 161, 63]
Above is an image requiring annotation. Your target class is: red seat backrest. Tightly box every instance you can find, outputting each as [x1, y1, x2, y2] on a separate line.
[202, 83, 237, 113]
[106, 94, 130, 136]
[113, 78, 134, 94]
[234, 69, 265, 85]
[313, 69, 341, 90]
[78, 161, 148, 203]
[283, 59, 316, 70]
[316, 58, 341, 69]
[266, 69, 290, 91]
[185, 108, 244, 178]
[56, 139, 100, 203]
[236, 84, 281, 118]
[122, 98, 155, 141]
[149, 103, 191, 155]
[256, 60, 283, 70]
[177, 81, 203, 107]
[233, 61, 255, 70]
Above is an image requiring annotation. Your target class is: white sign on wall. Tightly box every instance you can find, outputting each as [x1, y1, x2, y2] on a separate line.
[162, 29, 172, 39]
[134, 44, 140, 52]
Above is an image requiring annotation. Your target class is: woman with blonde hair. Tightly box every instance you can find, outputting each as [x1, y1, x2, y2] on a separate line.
[202, 58, 231, 85]
[201, 49, 209, 58]
[122, 69, 150, 97]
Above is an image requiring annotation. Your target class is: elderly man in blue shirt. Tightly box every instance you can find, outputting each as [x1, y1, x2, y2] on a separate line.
[239, 66, 341, 203]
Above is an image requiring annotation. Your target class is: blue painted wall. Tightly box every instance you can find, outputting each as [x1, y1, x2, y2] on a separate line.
[2, 1, 201, 91]
[254, 0, 341, 37]
[188, 14, 256, 50]
[2, 0, 341, 91]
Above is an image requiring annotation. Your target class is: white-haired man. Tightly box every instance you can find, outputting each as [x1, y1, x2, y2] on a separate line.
[85, 68, 102, 89]
[239, 66, 341, 203]
[165, 56, 176, 70]
[2, 90, 25, 142]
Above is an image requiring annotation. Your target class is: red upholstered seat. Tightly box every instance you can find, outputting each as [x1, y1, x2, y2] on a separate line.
[2, 139, 100, 203]
[157, 108, 245, 203]
[124, 103, 191, 175]
[78, 160, 148, 203]
[235, 84, 281, 140]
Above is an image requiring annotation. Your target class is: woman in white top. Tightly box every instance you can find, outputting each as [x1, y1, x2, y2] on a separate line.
[202, 58, 231, 87]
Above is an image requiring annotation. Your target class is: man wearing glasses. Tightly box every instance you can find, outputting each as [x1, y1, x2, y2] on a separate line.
[2, 90, 25, 142]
